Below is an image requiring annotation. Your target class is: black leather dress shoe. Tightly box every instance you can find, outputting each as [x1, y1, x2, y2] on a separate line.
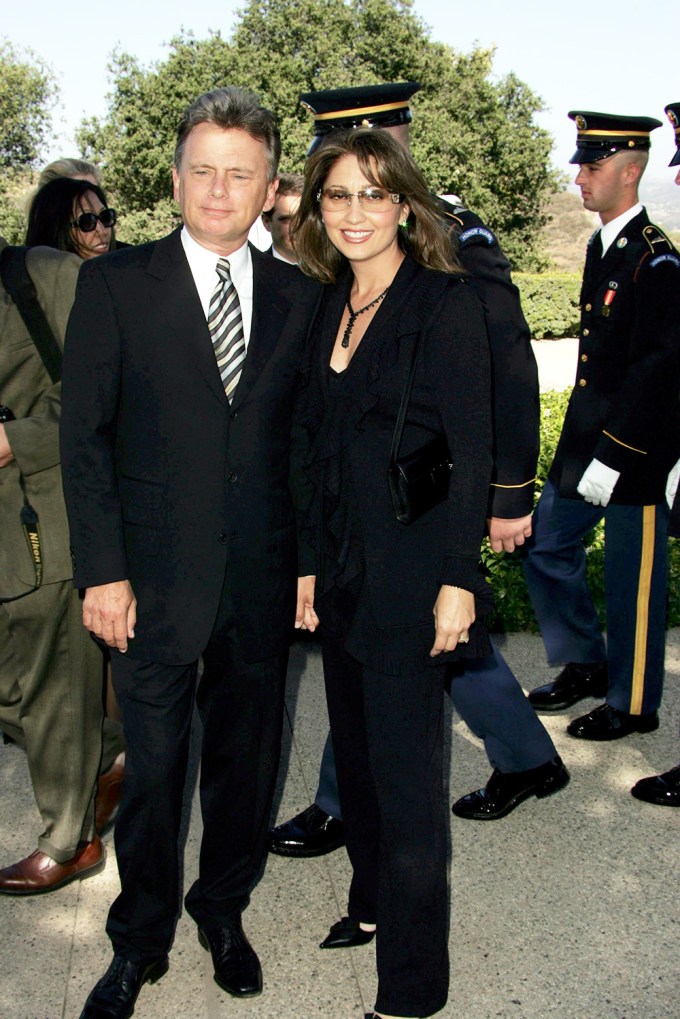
[80, 954, 168, 1018]
[528, 662, 608, 711]
[567, 703, 659, 741]
[631, 764, 680, 807]
[198, 921, 262, 997]
[267, 803, 345, 857]
[320, 916, 376, 949]
[451, 756, 570, 820]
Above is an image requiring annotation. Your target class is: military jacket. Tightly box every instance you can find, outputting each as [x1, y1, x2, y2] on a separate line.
[549, 208, 680, 504]
[438, 199, 539, 519]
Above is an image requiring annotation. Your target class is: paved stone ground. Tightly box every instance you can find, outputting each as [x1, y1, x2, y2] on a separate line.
[1, 631, 678, 1019]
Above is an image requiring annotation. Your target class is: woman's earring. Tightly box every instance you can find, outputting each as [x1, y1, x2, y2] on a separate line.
[399, 218, 408, 229]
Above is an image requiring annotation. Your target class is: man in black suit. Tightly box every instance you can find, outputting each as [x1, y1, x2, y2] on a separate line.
[60, 87, 320, 1018]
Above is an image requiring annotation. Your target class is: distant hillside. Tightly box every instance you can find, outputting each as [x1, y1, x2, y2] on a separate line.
[541, 191, 597, 272]
[540, 185, 680, 271]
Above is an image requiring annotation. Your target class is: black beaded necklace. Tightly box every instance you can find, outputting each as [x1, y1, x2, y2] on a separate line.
[341, 286, 390, 348]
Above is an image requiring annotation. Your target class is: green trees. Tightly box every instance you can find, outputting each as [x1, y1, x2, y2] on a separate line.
[0, 40, 58, 242]
[76, 0, 560, 265]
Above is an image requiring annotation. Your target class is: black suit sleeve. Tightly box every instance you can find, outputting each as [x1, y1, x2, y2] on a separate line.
[60, 257, 129, 588]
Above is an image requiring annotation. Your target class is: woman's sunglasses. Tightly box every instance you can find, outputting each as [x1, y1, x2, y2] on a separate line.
[71, 208, 117, 232]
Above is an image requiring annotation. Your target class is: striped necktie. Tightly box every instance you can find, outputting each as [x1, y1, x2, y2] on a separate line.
[208, 258, 245, 402]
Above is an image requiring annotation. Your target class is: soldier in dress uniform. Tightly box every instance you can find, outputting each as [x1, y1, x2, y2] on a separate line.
[630, 102, 680, 807]
[268, 82, 569, 875]
[524, 112, 680, 745]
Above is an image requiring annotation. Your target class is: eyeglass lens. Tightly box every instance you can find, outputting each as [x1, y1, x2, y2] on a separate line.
[74, 209, 117, 232]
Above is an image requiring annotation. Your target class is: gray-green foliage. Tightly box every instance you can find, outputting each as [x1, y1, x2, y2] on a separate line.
[515, 272, 581, 339]
[77, 0, 560, 268]
[0, 41, 57, 243]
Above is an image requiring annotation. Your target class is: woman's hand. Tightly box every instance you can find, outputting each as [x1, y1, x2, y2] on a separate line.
[430, 585, 475, 656]
[295, 575, 319, 631]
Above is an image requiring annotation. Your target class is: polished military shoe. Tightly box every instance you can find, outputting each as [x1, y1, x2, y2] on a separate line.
[528, 662, 608, 711]
[451, 756, 570, 820]
[198, 921, 262, 997]
[267, 803, 344, 857]
[631, 764, 680, 807]
[567, 703, 659, 741]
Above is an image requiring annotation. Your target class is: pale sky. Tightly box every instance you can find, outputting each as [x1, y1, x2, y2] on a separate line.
[4, 0, 677, 191]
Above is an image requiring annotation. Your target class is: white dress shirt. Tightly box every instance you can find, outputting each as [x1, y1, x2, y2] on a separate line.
[598, 202, 643, 256]
[180, 227, 253, 349]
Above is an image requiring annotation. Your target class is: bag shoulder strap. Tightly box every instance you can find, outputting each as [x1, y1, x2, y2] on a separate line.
[389, 273, 455, 464]
[0, 246, 63, 383]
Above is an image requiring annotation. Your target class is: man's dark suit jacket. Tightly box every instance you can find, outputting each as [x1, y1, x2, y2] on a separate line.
[60, 228, 321, 665]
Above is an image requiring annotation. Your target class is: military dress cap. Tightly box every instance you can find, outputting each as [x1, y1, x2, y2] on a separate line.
[299, 82, 421, 154]
[664, 103, 680, 166]
[568, 111, 662, 164]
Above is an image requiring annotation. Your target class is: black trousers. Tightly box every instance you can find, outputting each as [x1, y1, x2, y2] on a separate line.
[106, 576, 288, 961]
[322, 633, 449, 1018]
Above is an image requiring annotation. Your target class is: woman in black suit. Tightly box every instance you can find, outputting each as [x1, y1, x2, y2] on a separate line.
[293, 129, 493, 1019]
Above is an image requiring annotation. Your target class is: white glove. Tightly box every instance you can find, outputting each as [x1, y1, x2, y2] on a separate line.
[577, 459, 621, 507]
[666, 459, 680, 509]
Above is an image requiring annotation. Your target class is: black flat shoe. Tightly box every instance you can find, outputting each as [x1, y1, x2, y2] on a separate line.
[567, 703, 659, 741]
[631, 764, 680, 806]
[198, 921, 262, 997]
[80, 954, 168, 1018]
[528, 662, 608, 711]
[452, 756, 570, 820]
[267, 803, 345, 857]
[320, 916, 375, 949]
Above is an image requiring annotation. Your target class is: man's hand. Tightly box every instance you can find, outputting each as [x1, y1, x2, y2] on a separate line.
[487, 514, 532, 553]
[577, 458, 620, 507]
[295, 575, 318, 632]
[430, 585, 475, 656]
[83, 580, 137, 652]
[0, 424, 14, 468]
[666, 459, 680, 509]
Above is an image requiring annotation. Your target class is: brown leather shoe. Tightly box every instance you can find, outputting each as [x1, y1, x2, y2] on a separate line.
[96, 751, 125, 834]
[0, 836, 104, 895]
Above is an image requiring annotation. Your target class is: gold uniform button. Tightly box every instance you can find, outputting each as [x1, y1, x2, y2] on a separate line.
[581, 354, 588, 362]
[585, 303, 592, 312]
[583, 328, 590, 337]
[579, 378, 587, 387]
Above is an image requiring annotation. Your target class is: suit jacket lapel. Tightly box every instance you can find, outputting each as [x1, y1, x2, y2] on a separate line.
[145, 228, 227, 404]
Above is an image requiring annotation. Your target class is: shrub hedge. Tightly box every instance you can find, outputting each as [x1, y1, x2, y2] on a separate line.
[486, 389, 680, 632]
[514, 272, 581, 339]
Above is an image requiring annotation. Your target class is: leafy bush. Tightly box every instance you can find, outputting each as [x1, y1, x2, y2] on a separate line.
[514, 272, 581, 339]
[485, 389, 680, 632]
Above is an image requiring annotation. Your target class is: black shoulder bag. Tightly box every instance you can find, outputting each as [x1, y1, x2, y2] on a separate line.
[0, 246, 63, 602]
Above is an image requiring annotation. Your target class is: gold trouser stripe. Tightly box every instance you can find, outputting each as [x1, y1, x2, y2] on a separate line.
[630, 505, 656, 714]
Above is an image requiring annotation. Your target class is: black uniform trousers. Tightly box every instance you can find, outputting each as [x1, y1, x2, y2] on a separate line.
[322, 632, 449, 1019]
[106, 569, 288, 962]
[523, 479, 669, 716]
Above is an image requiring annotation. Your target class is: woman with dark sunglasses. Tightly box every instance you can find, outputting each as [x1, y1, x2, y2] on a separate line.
[26, 177, 118, 260]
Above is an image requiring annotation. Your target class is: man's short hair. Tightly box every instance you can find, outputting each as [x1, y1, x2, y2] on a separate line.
[261, 172, 304, 221]
[174, 87, 281, 182]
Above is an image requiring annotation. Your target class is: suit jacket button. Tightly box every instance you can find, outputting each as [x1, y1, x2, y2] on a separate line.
[218, 532, 228, 544]
[230, 410, 237, 420]
[582, 328, 590, 336]
[228, 471, 237, 482]
[581, 354, 588, 362]
[585, 303, 592, 312]
[578, 378, 587, 387]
